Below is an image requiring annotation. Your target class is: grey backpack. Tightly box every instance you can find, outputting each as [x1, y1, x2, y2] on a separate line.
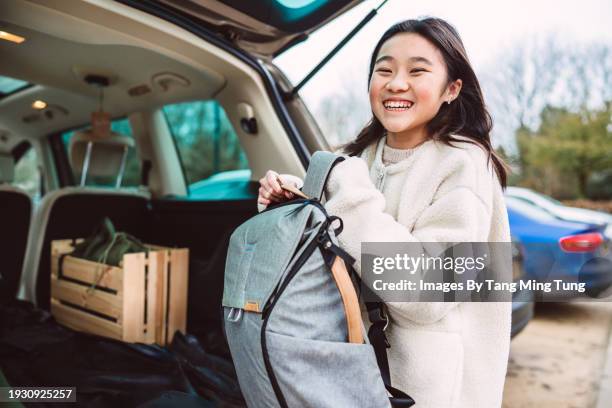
[222, 152, 415, 408]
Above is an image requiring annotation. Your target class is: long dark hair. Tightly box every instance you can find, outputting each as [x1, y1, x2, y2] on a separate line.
[341, 17, 508, 187]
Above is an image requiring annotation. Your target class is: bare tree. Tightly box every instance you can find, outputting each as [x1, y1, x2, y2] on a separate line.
[485, 35, 612, 129]
[483, 35, 568, 133]
[590, 43, 612, 105]
[313, 76, 371, 147]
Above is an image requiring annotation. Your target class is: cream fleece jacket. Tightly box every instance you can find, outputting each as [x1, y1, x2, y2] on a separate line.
[260, 135, 511, 408]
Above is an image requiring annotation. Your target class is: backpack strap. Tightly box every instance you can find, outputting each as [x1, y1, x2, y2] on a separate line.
[304, 151, 414, 406]
[301, 151, 345, 201]
[327, 245, 415, 407]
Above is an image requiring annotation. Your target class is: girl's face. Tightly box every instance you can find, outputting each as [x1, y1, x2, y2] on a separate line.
[369, 32, 462, 141]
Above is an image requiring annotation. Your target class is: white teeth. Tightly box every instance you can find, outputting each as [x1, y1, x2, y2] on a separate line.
[384, 101, 413, 109]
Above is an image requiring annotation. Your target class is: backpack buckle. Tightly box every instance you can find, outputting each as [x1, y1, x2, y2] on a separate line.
[226, 307, 243, 322]
[327, 215, 343, 235]
[317, 231, 332, 248]
[368, 305, 390, 333]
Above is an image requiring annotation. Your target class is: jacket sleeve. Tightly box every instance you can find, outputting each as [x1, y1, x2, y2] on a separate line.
[323, 156, 493, 325]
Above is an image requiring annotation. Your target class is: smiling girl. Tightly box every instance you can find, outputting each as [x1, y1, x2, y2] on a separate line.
[259, 18, 511, 408]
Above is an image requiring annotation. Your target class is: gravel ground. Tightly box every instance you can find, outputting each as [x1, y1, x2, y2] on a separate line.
[503, 302, 612, 408]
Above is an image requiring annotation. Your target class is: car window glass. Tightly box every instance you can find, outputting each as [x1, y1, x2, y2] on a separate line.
[163, 100, 251, 199]
[60, 118, 141, 187]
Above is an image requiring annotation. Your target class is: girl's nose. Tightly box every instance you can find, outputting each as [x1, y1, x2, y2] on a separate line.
[385, 75, 410, 92]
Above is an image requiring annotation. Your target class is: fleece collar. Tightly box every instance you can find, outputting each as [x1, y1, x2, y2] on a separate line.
[370, 135, 435, 177]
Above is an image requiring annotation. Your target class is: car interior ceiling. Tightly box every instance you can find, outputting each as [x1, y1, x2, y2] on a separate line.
[1, 0, 309, 183]
[0, 0, 268, 392]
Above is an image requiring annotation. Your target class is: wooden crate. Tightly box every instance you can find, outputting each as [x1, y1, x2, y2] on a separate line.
[50, 239, 188, 346]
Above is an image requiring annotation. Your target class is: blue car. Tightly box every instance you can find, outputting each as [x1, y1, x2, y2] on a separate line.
[505, 196, 612, 299]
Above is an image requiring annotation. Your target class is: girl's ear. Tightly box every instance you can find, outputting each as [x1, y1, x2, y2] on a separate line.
[445, 78, 463, 103]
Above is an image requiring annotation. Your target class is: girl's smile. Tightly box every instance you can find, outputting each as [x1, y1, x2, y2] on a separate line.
[382, 98, 414, 111]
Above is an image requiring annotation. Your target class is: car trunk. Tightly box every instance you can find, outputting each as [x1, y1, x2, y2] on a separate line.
[148, 196, 259, 337]
[0, 194, 258, 406]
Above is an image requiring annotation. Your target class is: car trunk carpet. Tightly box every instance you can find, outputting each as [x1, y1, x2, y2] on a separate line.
[0, 300, 245, 408]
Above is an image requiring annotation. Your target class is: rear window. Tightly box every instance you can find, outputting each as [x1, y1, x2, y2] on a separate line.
[60, 118, 141, 187]
[163, 100, 251, 199]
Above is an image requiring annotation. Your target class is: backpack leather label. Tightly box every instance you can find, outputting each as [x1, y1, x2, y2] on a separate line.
[244, 301, 260, 313]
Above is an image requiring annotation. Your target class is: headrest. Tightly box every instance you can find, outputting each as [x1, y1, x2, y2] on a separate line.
[0, 153, 14, 183]
[69, 130, 134, 179]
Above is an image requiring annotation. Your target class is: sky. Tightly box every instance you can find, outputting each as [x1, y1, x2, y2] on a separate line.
[276, 0, 612, 103]
[274, 0, 612, 148]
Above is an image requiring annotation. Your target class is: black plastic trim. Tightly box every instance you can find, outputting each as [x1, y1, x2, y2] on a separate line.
[48, 132, 75, 187]
[11, 140, 31, 163]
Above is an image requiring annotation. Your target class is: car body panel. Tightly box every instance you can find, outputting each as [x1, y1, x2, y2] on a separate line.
[506, 197, 612, 298]
[506, 187, 612, 238]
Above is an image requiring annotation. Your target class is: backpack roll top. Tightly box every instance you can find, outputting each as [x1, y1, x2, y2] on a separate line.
[222, 201, 319, 313]
[222, 151, 347, 315]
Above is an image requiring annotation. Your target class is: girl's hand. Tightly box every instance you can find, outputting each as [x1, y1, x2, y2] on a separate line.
[258, 170, 297, 208]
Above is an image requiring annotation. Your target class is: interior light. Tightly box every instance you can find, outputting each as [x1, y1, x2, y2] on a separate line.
[0, 30, 26, 44]
[32, 100, 47, 110]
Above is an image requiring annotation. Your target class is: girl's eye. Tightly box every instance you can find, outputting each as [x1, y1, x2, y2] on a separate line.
[376, 68, 392, 73]
[411, 68, 427, 74]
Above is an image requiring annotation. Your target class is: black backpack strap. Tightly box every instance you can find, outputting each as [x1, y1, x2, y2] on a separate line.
[366, 294, 415, 406]
[387, 386, 416, 407]
[301, 151, 345, 201]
